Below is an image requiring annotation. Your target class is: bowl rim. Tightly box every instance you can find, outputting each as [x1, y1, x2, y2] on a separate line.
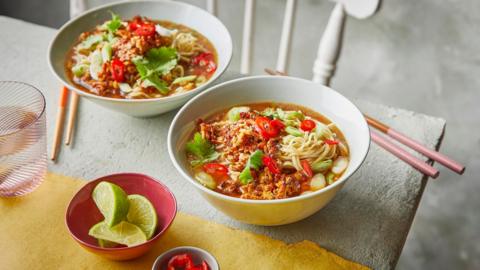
[65, 172, 177, 251]
[151, 246, 219, 270]
[0, 81, 46, 137]
[47, 0, 233, 104]
[167, 75, 371, 205]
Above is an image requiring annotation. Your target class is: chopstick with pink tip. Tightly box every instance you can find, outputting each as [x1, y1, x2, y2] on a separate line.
[365, 115, 465, 175]
[370, 130, 439, 178]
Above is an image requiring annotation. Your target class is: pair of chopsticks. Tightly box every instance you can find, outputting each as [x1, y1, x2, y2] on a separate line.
[264, 68, 465, 178]
[50, 0, 84, 162]
[50, 87, 80, 161]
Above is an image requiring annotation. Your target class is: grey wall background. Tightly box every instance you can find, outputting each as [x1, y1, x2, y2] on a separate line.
[1, 0, 479, 269]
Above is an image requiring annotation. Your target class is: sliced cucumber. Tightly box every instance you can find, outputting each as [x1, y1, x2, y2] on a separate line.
[78, 35, 104, 50]
[102, 43, 112, 62]
[172, 75, 197, 85]
[285, 126, 303, 137]
[326, 172, 336, 185]
[314, 121, 330, 138]
[72, 64, 88, 77]
[89, 50, 103, 80]
[310, 173, 326, 190]
[285, 111, 304, 120]
[276, 108, 286, 119]
[311, 159, 333, 173]
[332, 156, 348, 175]
[155, 24, 177, 37]
[119, 83, 133, 93]
[227, 106, 250, 121]
[194, 172, 217, 189]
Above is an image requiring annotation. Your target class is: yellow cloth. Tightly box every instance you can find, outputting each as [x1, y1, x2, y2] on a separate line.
[0, 173, 369, 270]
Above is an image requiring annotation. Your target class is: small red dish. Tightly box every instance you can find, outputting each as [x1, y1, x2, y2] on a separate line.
[66, 173, 177, 261]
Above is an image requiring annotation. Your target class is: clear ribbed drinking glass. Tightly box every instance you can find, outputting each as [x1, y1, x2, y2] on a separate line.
[0, 81, 47, 197]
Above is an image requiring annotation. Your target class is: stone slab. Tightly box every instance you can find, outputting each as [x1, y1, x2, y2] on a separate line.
[0, 16, 446, 270]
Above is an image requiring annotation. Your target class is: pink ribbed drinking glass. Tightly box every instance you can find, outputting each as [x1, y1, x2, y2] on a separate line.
[0, 81, 47, 197]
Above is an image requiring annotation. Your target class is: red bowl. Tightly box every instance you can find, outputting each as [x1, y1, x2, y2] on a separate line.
[65, 173, 177, 261]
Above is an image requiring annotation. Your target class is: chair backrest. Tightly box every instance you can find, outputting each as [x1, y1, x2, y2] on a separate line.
[71, 0, 380, 87]
[207, 0, 379, 87]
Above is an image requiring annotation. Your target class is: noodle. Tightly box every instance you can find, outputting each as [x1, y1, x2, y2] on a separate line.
[280, 131, 338, 171]
[171, 65, 185, 78]
[172, 32, 207, 56]
[185, 103, 350, 200]
[65, 13, 218, 99]
[278, 115, 340, 171]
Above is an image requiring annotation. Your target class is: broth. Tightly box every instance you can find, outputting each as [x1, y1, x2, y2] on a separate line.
[185, 102, 349, 200]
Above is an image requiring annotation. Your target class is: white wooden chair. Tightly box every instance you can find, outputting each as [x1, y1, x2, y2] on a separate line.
[70, 0, 380, 87]
[203, 0, 380, 86]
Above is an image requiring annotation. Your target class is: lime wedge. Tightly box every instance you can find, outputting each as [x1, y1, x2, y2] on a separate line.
[98, 239, 118, 248]
[89, 221, 147, 247]
[92, 181, 129, 227]
[126, 194, 158, 239]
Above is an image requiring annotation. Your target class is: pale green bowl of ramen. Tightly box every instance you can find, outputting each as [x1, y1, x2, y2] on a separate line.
[48, 0, 232, 117]
[168, 76, 370, 226]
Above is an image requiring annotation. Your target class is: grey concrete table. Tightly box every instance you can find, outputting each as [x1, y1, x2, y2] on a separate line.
[0, 16, 446, 270]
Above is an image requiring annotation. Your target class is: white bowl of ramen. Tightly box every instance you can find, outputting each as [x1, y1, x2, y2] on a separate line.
[168, 76, 370, 225]
[48, 0, 232, 117]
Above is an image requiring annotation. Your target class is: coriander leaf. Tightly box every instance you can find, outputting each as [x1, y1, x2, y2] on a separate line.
[239, 150, 264, 185]
[133, 58, 148, 78]
[191, 152, 220, 166]
[143, 75, 169, 95]
[156, 58, 178, 75]
[144, 47, 178, 75]
[186, 132, 210, 159]
[186, 132, 219, 165]
[106, 12, 122, 33]
[146, 47, 177, 64]
[133, 47, 178, 95]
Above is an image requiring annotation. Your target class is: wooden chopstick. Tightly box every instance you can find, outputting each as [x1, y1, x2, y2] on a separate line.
[265, 68, 286, 76]
[65, 0, 86, 147]
[64, 92, 79, 145]
[50, 86, 69, 161]
[365, 114, 465, 175]
[264, 68, 444, 178]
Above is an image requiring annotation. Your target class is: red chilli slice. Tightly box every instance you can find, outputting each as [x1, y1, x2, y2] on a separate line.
[167, 254, 193, 269]
[270, 119, 285, 131]
[110, 59, 125, 82]
[203, 163, 228, 178]
[301, 160, 313, 178]
[324, 139, 339, 145]
[262, 156, 280, 174]
[135, 23, 155, 36]
[255, 116, 283, 139]
[193, 52, 217, 75]
[300, 119, 316, 132]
